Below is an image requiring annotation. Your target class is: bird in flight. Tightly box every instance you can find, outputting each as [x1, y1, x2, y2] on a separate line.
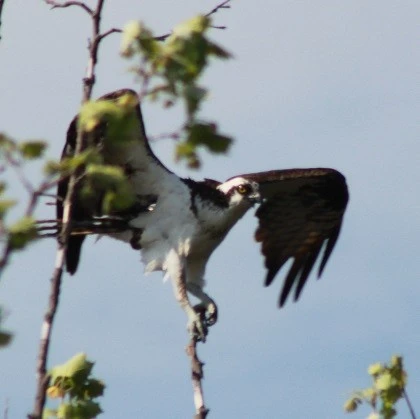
[57, 89, 349, 341]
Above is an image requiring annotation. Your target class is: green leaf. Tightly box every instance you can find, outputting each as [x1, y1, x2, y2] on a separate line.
[186, 122, 233, 153]
[120, 20, 159, 59]
[343, 398, 360, 412]
[81, 164, 135, 213]
[368, 363, 383, 376]
[0, 330, 13, 347]
[44, 150, 102, 176]
[84, 378, 105, 399]
[0, 199, 16, 219]
[42, 407, 58, 419]
[375, 372, 392, 391]
[0, 133, 17, 152]
[171, 15, 210, 38]
[8, 216, 37, 250]
[78, 94, 140, 146]
[49, 353, 93, 383]
[19, 140, 47, 159]
[183, 85, 207, 117]
[57, 401, 102, 419]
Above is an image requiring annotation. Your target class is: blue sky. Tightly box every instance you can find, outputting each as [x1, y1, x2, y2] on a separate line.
[1, 1, 420, 418]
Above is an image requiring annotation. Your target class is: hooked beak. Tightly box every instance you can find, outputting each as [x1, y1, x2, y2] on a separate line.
[248, 192, 262, 206]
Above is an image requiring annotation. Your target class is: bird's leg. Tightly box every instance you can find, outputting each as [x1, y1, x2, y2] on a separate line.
[187, 283, 218, 327]
[171, 266, 208, 342]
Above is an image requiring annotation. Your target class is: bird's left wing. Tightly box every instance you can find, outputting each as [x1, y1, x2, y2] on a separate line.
[239, 168, 349, 307]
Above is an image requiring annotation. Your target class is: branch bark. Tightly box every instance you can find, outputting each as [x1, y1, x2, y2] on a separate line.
[30, 1, 113, 417]
[0, 0, 6, 39]
[187, 339, 209, 419]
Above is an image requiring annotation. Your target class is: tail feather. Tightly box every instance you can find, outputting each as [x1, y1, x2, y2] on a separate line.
[66, 236, 85, 275]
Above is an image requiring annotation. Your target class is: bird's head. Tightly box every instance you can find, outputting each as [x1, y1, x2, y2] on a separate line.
[218, 177, 261, 208]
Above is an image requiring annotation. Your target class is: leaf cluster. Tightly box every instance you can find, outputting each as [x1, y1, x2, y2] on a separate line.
[61, 94, 140, 215]
[0, 134, 47, 252]
[120, 16, 233, 168]
[0, 307, 13, 348]
[344, 355, 409, 419]
[44, 353, 105, 419]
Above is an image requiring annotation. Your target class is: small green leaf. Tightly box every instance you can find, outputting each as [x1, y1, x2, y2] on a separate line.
[186, 122, 233, 153]
[0, 199, 16, 219]
[183, 85, 207, 117]
[19, 141, 47, 159]
[8, 216, 37, 250]
[0, 330, 13, 347]
[343, 398, 360, 412]
[57, 400, 102, 419]
[81, 164, 135, 213]
[78, 94, 140, 146]
[84, 378, 106, 398]
[120, 20, 159, 59]
[368, 363, 383, 376]
[42, 407, 58, 419]
[0, 133, 17, 152]
[49, 353, 93, 383]
[171, 15, 210, 39]
[207, 42, 232, 59]
[375, 372, 392, 391]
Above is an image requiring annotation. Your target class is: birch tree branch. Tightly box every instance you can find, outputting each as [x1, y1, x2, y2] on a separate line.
[30, 1, 113, 417]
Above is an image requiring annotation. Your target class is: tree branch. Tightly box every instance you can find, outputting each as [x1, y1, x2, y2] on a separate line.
[403, 389, 417, 419]
[97, 27, 122, 43]
[30, 1, 111, 417]
[0, 0, 6, 40]
[205, 0, 231, 18]
[186, 339, 209, 419]
[45, 0, 93, 15]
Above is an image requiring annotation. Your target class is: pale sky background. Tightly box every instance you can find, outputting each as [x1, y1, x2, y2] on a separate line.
[1, 1, 420, 418]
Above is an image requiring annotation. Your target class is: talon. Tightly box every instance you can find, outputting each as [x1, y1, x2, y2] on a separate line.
[188, 310, 208, 342]
[193, 301, 218, 328]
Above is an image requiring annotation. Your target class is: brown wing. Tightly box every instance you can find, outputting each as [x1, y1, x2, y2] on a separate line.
[57, 88, 170, 274]
[240, 168, 349, 307]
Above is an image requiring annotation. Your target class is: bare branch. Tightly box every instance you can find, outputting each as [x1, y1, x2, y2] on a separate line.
[3, 151, 35, 196]
[44, 0, 93, 15]
[403, 389, 417, 419]
[186, 339, 209, 419]
[205, 0, 231, 18]
[97, 27, 122, 43]
[155, 0, 232, 42]
[0, 0, 6, 40]
[149, 130, 181, 142]
[30, 0, 112, 417]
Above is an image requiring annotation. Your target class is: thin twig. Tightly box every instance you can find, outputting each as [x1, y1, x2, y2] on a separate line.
[205, 0, 231, 18]
[155, 0, 232, 42]
[186, 339, 209, 419]
[149, 130, 181, 142]
[4, 152, 34, 196]
[403, 389, 417, 419]
[45, 0, 93, 15]
[97, 27, 122, 42]
[0, 0, 6, 40]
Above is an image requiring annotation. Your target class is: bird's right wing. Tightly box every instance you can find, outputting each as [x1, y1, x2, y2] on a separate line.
[56, 89, 177, 273]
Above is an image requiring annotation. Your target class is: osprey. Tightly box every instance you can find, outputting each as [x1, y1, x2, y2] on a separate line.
[57, 89, 349, 341]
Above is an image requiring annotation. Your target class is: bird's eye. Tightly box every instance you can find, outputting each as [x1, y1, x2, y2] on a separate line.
[237, 184, 248, 195]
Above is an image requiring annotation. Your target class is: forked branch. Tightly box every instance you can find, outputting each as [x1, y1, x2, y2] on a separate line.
[30, 1, 116, 417]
